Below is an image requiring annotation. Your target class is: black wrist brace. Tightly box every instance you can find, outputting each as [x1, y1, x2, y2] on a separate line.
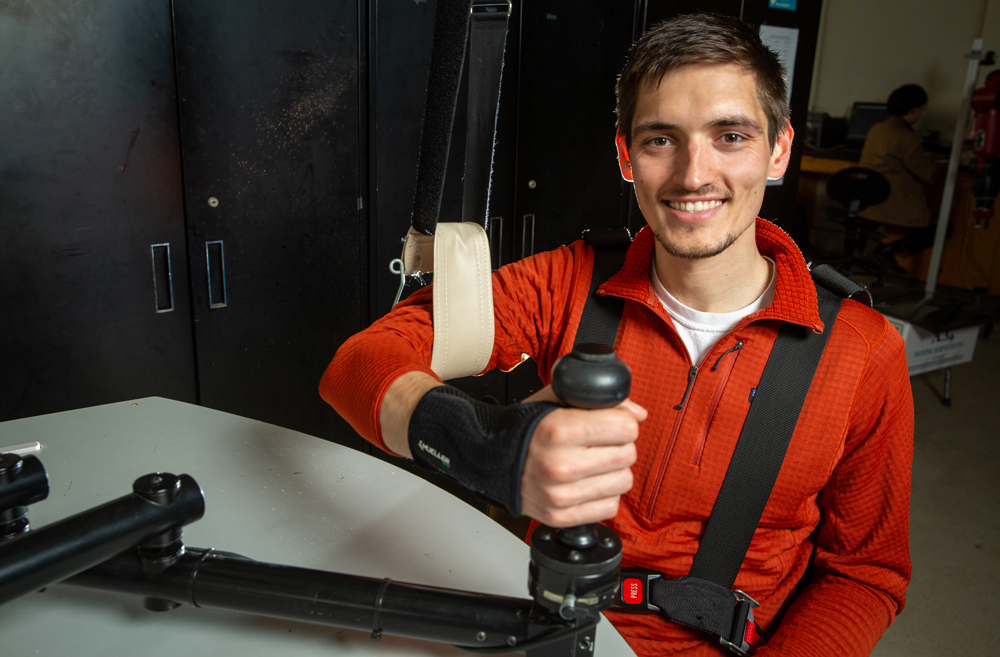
[408, 386, 558, 516]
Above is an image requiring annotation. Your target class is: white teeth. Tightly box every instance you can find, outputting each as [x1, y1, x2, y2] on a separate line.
[667, 200, 722, 212]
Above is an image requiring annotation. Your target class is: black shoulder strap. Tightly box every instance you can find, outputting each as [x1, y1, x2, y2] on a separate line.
[573, 228, 631, 348]
[687, 281, 844, 587]
[645, 267, 863, 650]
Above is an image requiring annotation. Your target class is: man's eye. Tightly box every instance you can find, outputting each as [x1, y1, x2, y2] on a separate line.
[648, 136, 670, 147]
[721, 133, 744, 144]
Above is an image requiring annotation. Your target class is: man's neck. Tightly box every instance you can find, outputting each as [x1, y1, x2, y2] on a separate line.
[653, 233, 772, 314]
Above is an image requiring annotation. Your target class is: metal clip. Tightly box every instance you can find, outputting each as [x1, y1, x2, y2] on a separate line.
[471, 0, 512, 17]
[719, 589, 760, 656]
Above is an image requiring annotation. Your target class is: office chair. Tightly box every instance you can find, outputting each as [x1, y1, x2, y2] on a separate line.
[825, 166, 891, 277]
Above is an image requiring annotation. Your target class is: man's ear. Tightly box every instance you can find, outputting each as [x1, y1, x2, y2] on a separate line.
[767, 120, 794, 180]
[616, 132, 633, 182]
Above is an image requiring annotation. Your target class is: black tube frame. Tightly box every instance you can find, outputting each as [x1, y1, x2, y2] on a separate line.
[0, 473, 204, 605]
[65, 547, 589, 652]
[0, 470, 603, 656]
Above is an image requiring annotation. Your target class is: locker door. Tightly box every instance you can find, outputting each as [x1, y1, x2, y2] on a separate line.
[172, 0, 365, 447]
[0, 0, 197, 420]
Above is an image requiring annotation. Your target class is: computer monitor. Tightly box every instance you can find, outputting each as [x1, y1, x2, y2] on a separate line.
[847, 102, 891, 143]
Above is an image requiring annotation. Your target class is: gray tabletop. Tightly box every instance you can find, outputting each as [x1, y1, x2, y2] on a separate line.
[0, 397, 635, 657]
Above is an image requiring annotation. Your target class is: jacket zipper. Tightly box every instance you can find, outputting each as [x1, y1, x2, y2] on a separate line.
[691, 341, 743, 466]
[642, 363, 697, 519]
[673, 366, 698, 410]
[642, 340, 744, 517]
[644, 402, 688, 518]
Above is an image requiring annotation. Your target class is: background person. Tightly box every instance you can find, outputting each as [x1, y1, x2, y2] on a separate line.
[860, 83, 943, 272]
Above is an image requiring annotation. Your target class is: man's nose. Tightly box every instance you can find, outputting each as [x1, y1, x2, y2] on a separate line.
[674, 141, 715, 191]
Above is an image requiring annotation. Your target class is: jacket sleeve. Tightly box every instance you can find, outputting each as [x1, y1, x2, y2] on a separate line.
[756, 318, 914, 656]
[318, 242, 587, 454]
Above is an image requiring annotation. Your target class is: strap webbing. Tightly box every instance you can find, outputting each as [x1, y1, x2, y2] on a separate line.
[688, 283, 844, 587]
[461, 6, 509, 227]
[410, 0, 473, 236]
[590, 262, 862, 651]
[573, 228, 631, 348]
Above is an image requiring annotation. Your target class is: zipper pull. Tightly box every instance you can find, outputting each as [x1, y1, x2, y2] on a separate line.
[711, 340, 744, 371]
[674, 366, 698, 410]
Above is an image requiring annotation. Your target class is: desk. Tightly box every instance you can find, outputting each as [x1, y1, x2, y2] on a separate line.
[799, 154, 858, 175]
[798, 152, 1000, 294]
[0, 398, 635, 657]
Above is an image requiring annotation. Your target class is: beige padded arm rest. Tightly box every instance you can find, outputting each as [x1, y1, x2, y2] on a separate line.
[401, 223, 495, 380]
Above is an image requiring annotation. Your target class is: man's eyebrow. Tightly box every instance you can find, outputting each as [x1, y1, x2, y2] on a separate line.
[710, 115, 764, 134]
[632, 116, 765, 138]
[631, 121, 678, 136]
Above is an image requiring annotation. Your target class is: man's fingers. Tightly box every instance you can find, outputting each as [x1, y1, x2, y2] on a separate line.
[536, 406, 642, 448]
[522, 494, 624, 528]
[619, 398, 648, 421]
[519, 395, 645, 526]
[523, 440, 636, 485]
[524, 466, 634, 510]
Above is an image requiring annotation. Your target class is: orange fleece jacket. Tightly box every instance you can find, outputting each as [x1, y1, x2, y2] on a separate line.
[320, 219, 913, 656]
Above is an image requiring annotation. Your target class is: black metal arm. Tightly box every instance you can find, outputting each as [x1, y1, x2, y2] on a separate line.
[0, 459, 611, 656]
[0, 471, 204, 606]
[64, 546, 592, 654]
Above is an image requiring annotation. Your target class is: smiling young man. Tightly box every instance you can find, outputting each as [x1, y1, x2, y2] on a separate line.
[321, 13, 913, 656]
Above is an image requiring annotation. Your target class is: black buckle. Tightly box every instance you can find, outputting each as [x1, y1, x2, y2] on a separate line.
[719, 589, 759, 656]
[471, 1, 512, 17]
[613, 569, 661, 613]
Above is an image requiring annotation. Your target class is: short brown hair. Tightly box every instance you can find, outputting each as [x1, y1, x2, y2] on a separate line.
[615, 13, 789, 151]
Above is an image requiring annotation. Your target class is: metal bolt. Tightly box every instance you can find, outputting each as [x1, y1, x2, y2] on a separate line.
[568, 549, 582, 562]
[601, 537, 616, 549]
[208, 197, 220, 208]
[506, 636, 517, 647]
[527, 179, 537, 189]
[475, 632, 487, 643]
[537, 531, 552, 542]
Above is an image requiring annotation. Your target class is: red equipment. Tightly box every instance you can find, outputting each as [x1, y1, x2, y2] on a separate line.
[970, 70, 1000, 226]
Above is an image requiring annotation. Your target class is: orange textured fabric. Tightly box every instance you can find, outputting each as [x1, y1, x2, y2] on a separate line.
[320, 219, 913, 656]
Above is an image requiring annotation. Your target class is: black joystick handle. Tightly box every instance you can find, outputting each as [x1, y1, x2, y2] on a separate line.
[549, 344, 631, 549]
[551, 343, 631, 411]
[528, 344, 631, 622]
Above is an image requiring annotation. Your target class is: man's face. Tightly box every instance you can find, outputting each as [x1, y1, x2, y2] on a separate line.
[616, 63, 792, 260]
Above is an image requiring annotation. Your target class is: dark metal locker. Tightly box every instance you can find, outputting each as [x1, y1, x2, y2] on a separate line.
[0, 0, 198, 420]
[172, 0, 366, 447]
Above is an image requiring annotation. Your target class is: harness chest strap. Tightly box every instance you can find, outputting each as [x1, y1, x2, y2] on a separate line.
[610, 282, 846, 655]
[577, 233, 864, 655]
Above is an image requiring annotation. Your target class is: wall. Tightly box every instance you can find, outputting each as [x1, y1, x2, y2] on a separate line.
[809, 0, 1000, 141]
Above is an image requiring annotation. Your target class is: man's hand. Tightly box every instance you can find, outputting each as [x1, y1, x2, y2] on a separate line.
[520, 386, 646, 527]
[381, 374, 645, 524]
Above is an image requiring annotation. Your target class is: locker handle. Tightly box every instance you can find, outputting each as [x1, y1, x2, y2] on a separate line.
[489, 215, 503, 270]
[151, 243, 174, 313]
[521, 214, 535, 259]
[205, 240, 228, 309]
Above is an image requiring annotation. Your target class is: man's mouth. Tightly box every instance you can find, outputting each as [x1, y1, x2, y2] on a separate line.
[665, 199, 724, 213]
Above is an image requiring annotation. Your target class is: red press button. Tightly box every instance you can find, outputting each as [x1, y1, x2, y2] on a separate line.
[623, 577, 644, 604]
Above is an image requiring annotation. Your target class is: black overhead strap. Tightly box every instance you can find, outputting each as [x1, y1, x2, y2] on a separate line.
[410, 0, 510, 236]
[573, 228, 631, 348]
[461, 3, 509, 227]
[410, 0, 473, 236]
